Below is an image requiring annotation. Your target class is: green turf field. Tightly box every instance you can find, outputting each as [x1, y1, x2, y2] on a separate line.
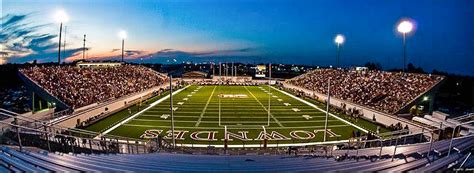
[97, 85, 367, 146]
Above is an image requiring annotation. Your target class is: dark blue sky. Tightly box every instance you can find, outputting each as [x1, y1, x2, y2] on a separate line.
[2, 0, 474, 75]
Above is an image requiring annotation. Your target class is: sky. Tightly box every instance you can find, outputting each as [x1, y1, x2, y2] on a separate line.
[1, 0, 473, 75]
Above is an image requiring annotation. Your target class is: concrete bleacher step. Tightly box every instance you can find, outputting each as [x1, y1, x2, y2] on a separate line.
[0, 165, 11, 173]
[0, 152, 42, 172]
[0, 134, 472, 172]
[27, 152, 104, 172]
[413, 153, 465, 172]
[3, 148, 78, 172]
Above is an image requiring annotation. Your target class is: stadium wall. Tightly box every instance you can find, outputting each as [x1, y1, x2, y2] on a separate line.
[395, 78, 445, 114]
[281, 82, 425, 133]
[17, 71, 70, 110]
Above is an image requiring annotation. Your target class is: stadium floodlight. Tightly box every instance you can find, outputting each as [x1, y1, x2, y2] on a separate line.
[54, 10, 69, 23]
[119, 30, 127, 62]
[334, 34, 345, 45]
[55, 10, 68, 65]
[397, 20, 413, 34]
[397, 20, 414, 72]
[334, 34, 345, 68]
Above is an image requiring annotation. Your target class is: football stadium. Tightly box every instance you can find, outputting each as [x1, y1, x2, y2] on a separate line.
[1, 0, 473, 172]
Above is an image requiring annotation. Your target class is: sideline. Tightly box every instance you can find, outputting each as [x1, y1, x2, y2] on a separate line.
[97, 85, 190, 138]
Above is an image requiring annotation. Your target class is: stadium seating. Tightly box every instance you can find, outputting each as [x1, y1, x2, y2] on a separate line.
[19, 65, 167, 109]
[1, 135, 472, 172]
[287, 69, 444, 114]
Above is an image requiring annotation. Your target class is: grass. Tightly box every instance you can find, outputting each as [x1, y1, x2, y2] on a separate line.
[82, 91, 170, 132]
[85, 85, 371, 146]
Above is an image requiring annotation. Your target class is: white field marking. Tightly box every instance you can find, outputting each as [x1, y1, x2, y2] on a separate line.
[123, 123, 350, 129]
[177, 102, 184, 105]
[271, 86, 368, 133]
[302, 115, 312, 120]
[97, 85, 190, 138]
[284, 103, 291, 106]
[243, 86, 283, 127]
[172, 107, 179, 111]
[141, 114, 201, 118]
[187, 95, 192, 97]
[183, 98, 189, 101]
[132, 119, 340, 124]
[219, 115, 327, 118]
[292, 108, 300, 112]
[191, 92, 196, 94]
[149, 110, 298, 114]
[278, 99, 283, 102]
[177, 140, 351, 148]
[160, 114, 170, 119]
[195, 86, 217, 127]
[272, 95, 278, 98]
[140, 114, 327, 119]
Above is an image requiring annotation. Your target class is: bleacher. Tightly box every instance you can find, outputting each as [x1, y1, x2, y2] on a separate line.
[1, 135, 472, 172]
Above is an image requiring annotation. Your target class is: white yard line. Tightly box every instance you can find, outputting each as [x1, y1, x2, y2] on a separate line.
[132, 119, 340, 123]
[96, 85, 190, 139]
[195, 86, 217, 127]
[123, 123, 350, 129]
[139, 115, 326, 118]
[244, 86, 284, 127]
[271, 86, 368, 133]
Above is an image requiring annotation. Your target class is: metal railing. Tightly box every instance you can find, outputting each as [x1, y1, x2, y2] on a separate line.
[1, 108, 154, 154]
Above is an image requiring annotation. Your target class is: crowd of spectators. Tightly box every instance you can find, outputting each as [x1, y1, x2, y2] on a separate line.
[287, 68, 444, 114]
[20, 65, 167, 109]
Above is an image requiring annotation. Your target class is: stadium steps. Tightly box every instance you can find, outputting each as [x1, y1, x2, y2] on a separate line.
[413, 153, 467, 172]
[0, 135, 472, 172]
[1, 146, 78, 172]
[331, 134, 474, 160]
[0, 150, 44, 172]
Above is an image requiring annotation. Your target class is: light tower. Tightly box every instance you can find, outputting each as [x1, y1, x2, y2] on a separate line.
[83, 34, 86, 61]
[55, 10, 69, 65]
[119, 30, 127, 62]
[334, 34, 345, 68]
[397, 20, 414, 72]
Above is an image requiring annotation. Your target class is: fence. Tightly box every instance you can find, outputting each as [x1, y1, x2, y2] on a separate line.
[0, 109, 155, 154]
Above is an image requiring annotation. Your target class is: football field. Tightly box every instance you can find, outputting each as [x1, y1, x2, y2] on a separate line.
[102, 85, 366, 147]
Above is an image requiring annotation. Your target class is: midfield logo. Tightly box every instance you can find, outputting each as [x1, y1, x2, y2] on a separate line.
[140, 129, 341, 141]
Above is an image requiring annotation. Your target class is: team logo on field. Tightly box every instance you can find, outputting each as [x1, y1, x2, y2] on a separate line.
[140, 129, 341, 141]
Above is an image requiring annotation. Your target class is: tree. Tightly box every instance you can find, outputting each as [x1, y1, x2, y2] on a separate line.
[364, 62, 382, 70]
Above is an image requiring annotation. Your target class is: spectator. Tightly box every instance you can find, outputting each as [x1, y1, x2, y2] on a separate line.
[287, 68, 443, 114]
[20, 65, 167, 109]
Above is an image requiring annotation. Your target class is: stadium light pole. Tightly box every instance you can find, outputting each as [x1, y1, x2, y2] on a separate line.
[119, 30, 127, 62]
[63, 26, 67, 60]
[324, 78, 330, 142]
[268, 63, 271, 126]
[83, 34, 86, 61]
[55, 10, 69, 65]
[224, 125, 228, 153]
[334, 34, 345, 68]
[169, 75, 176, 148]
[397, 20, 413, 72]
[262, 126, 267, 149]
